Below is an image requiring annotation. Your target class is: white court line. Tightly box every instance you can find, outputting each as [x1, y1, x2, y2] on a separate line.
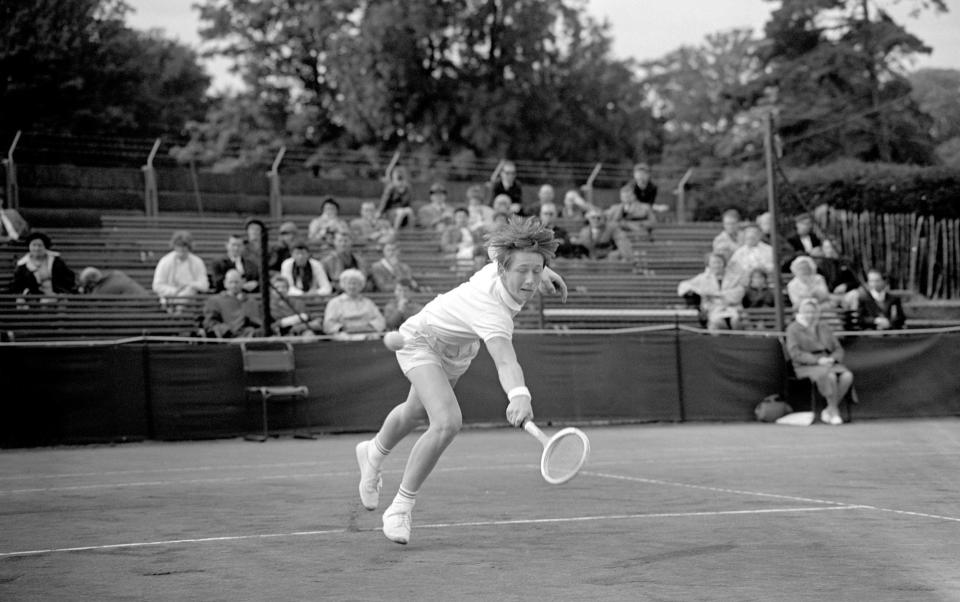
[0, 505, 860, 559]
[586, 471, 960, 523]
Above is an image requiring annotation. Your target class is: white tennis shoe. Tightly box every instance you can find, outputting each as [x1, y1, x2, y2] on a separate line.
[355, 441, 382, 510]
[382, 505, 412, 545]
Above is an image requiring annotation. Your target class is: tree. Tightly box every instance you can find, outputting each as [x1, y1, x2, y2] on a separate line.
[0, 0, 210, 140]
[739, 0, 945, 165]
[909, 68, 960, 165]
[196, 0, 660, 163]
[640, 29, 762, 167]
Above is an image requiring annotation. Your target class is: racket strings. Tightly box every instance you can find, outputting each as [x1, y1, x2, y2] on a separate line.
[543, 433, 587, 482]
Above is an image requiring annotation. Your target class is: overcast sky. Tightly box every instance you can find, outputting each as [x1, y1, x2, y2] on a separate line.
[125, 0, 959, 93]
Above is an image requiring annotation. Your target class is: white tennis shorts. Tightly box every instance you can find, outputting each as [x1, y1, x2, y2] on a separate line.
[396, 323, 481, 379]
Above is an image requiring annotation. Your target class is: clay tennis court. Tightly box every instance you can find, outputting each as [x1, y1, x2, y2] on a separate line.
[2, 419, 958, 601]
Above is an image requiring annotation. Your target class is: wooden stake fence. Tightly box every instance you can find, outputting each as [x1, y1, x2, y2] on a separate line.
[819, 208, 960, 299]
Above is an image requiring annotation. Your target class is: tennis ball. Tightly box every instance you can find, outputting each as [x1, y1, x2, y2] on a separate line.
[383, 331, 406, 351]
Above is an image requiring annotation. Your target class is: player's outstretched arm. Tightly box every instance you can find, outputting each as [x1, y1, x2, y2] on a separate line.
[539, 266, 568, 303]
[486, 336, 533, 427]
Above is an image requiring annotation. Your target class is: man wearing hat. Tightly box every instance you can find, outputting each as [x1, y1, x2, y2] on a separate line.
[417, 182, 454, 231]
[10, 232, 76, 296]
[268, 221, 299, 273]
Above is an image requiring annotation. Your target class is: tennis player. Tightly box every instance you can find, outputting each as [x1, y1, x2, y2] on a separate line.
[356, 217, 563, 544]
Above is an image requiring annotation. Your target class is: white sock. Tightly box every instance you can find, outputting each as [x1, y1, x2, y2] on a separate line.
[368, 436, 390, 469]
[391, 486, 417, 512]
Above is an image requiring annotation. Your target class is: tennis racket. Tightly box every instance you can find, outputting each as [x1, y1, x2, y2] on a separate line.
[522, 420, 590, 485]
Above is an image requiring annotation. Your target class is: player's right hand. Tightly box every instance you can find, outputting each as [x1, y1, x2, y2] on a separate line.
[506, 396, 533, 427]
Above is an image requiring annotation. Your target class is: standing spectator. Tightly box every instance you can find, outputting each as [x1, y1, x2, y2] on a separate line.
[786, 255, 832, 309]
[10, 232, 76, 296]
[490, 160, 523, 214]
[269, 274, 322, 336]
[848, 269, 906, 330]
[202, 269, 262, 338]
[383, 283, 423, 330]
[78, 267, 148, 295]
[629, 162, 658, 206]
[243, 217, 264, 262]
[712, 209, 743, 263]
[573, 209, 633, 261]
[323, 269, 386, 340]
[152, 230, 209, 310]
[606, 184, 657, 242]
[677, 253, 745, 330]
[441, 207, 481, 276]
[785, 298, 855, 425]
[321, 230, 369, 291]
[281, 239, 333, 296]
[417, 182, 455, 231]
[465, 184, 495, 232]
[538, 202, 587, 259]
[784, 212, 823, 270]
[370, 242, 422, 293]
[268, 221, 299, 273]
[308, 198, 350, 247]
[378, 166, 416, 230]
[211, 234, 260, 292]
[725, 225, 774, 287]
[351, 201, 396, 246]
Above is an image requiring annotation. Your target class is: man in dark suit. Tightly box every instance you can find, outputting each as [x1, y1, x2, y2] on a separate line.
[212, 234, 260, 292]
[852, 269, 905, 330]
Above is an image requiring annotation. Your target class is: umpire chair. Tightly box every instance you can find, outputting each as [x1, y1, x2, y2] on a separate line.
[241, 341, 311, 441]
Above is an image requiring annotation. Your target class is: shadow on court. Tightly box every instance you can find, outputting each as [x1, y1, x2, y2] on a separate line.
[1, 419, 959, 601]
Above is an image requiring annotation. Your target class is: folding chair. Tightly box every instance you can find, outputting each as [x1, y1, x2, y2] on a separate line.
[241, 341, 311, 441]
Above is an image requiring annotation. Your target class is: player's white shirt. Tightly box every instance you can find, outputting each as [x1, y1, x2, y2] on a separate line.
[402, 262, 521, 345]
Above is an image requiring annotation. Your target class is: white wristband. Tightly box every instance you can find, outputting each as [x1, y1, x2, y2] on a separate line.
[507, 386, 531, 402]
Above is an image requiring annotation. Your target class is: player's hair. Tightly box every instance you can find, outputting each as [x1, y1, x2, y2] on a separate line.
[486, 216, 559, 267]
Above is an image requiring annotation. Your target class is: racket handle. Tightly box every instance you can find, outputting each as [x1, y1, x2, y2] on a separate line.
[522, 420, 550, 445]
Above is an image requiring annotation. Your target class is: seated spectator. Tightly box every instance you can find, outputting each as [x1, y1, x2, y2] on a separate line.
[725, 225, 774, 287]
[536, 184, 556, 212]
[712, 209, 743, 263]
[308, 197, 350, 247]
[202, 269, 262, 338]
[492, 193, 520, 219]
[78, 267, 148, 295]
[370, 242, 423, 293]
[573, 209, 633, 261]
[783, 212, 823, 270]
[383, 282, 423, 330]
[441, 206, 482, 277]
[816, 238, 860, 294]
[323, 269, 386, 340]
[212, 234, 260, 292]
[561, 189, 595, 220]
[10, 232, 76, 297]
[269, 274, 322, 336]
[677, 253, 745, 330]
[321, 230, 369, 292]
[268, 221, 299, 273]
[417, 182, 454, 231]
[351, 200, 396, 247]
[847, 269, 906, 331]
[785, 298, 855, 425]
[742, 268, 776, 309]
[786, 255, 832, 309]
[152, 230, 209, 310]
[606, 183, 656, 242]
[465, 184, 494, 232]
[378, 165, 416, 230]
[280, 239, 333, 296]
[538, 202, 587, 259]
[755, 211, 774, 245]
[629, 161, 658, 206]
